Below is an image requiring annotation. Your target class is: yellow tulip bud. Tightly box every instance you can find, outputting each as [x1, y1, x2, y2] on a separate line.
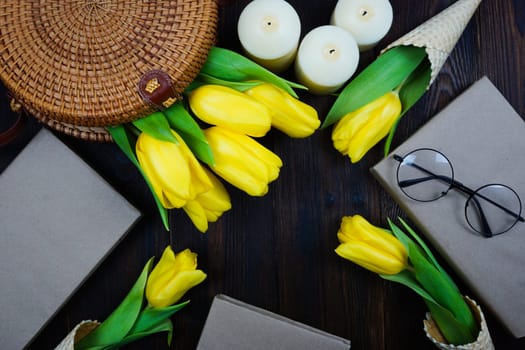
[136, 130, 213, 209]
[183, 168, 232, 233]
[245, 83, 320, 138]
[188, 84, 272, 137]
[204, 126, 283, 196]
[335, 215, 408, 275]
[146, 246, 207, 308]
[332, 91, 401, 163]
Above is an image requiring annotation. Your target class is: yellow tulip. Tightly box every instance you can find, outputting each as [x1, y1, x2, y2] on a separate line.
[188, 84, 272, 137]
[183, 168, 232, 233]
[332, 91, 401, 163]
[244, 83, 320, 138]
[146, 246, 207, 308]
[335, 215, 408, 275]
[136, 130, 212, 209]
[204, 126, 283, 196]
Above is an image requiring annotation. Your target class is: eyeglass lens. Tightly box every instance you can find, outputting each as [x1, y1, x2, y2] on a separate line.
[396, 149, 453, 202]
[465, 184, 522, 235]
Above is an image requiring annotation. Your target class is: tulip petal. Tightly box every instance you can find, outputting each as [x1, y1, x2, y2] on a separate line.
[205, 127, 282, 196]
[332, 91, 401, 163]
[335, 241, 406, 275]
[146, 248, 207, 308]
[147, 247, 177, 290]
[182, 168, 231, 232]
[347, 93, 401, 162]
[148, 270, 207, 308]
[338, 215, 408, 264]
[136, 133, 192, 208]
[136, 130, 212, 209]
[189, 85, 272, 137]
[183, 201, 209, 233]
[245, 83, 320, 138]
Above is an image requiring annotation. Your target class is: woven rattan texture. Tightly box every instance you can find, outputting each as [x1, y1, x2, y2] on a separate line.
[0, 1, 218, 141]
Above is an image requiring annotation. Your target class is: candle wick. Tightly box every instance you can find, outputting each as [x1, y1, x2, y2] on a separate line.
[360, 8, 368, 17]
[329, 49, 336, 55]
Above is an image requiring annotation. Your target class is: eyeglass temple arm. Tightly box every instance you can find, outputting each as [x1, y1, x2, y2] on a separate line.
[394, 154, 525, 222]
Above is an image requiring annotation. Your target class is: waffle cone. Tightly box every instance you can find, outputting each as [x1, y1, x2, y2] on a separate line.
[54, 320, 99, 350]
[384, 0, 482, 85]
[423, 296, 494, 350]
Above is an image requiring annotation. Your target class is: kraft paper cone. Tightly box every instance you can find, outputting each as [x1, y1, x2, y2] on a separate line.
[384, 0, 482, 85]
[423, 297, 494, 350]
[54, 320, 100, 350]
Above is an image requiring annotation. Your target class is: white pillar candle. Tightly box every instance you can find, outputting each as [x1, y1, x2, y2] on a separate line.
[294, 25, 359, 95]
[237, 0, 301, 73]
[330, 0, 393, 51]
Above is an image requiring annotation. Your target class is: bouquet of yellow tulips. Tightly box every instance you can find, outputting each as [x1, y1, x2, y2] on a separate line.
[55, 246, 206, 350]
[108, 47, 320, 232]
[335, 215, 493, 348]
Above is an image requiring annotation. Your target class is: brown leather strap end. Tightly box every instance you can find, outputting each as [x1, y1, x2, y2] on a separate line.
[0, 97, 26, 146]
[138, 70, 179, 110]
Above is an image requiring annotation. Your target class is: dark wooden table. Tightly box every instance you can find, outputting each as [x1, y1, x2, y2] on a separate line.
[1, 0, 524, 349]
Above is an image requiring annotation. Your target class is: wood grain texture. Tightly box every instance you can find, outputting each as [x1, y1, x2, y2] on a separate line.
[1, 0, 523, 349]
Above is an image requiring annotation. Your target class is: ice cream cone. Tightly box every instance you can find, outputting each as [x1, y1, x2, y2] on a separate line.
[384, 0, 482, 85]
[424, 296, 494, 350]
[54, 320, 99, 350]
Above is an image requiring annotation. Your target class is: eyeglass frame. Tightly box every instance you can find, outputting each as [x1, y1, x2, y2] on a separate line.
[393, 148, 524, 238]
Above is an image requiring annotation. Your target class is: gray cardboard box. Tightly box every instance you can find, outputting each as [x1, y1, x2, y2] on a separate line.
[371, 77, 525, 338]
[197, 294, 351, 350]
[0, 128, 141, 349]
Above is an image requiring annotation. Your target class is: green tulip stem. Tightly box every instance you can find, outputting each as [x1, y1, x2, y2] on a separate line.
[127, 123, 141, 137]
[404, 265, 416, 274]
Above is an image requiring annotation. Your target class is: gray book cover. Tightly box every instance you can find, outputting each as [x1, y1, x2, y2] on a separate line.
[197, 294, 351, 350]
[371, 77, 525, 338]
[0, 128, 141, 349]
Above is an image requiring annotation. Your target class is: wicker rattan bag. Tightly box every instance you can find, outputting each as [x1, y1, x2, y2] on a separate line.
[0, 0, 218, 141]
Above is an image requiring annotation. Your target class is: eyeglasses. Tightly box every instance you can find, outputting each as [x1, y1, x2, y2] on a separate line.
[393, 148, 524, 237]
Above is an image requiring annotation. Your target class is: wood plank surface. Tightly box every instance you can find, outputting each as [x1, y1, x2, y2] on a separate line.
[1, 0, 524, 349]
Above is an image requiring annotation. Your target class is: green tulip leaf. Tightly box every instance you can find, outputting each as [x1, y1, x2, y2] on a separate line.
[381, 270, 437, 305]
[107, 125, 140, 168]
[114, 319, 174, 348]
[128, 301, 189, 336]
[385, 218, 478, 344]
[75, 345, 109, 350]
[387, 218, 419, 254]
[200, 46, 306, 98]
[322, 45, 427, 128]
[384, 57, 431, 156]
[75, 258, 154, 350]
[163, 103, 215, 166]
[425, 300, 479, 345]
[387, 218, 449, 284]
[388, 219, 436, 271]
[409, 240, 477, 335]
[132, 111, 178, 144]
[187, 73, 263, 92]
[107, 126, 169, 231]
[383, 274, 477, 345]
[382, 268, 478, 345]
[397, 217, 457, 291]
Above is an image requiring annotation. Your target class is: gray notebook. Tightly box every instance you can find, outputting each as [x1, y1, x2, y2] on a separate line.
[371, 77, 525, 338]
[197, 295, 351, 350]
[0, 128, 141, 349]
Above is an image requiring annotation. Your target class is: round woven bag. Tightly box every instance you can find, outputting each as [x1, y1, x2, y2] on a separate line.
[0, 0, 218, 141]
